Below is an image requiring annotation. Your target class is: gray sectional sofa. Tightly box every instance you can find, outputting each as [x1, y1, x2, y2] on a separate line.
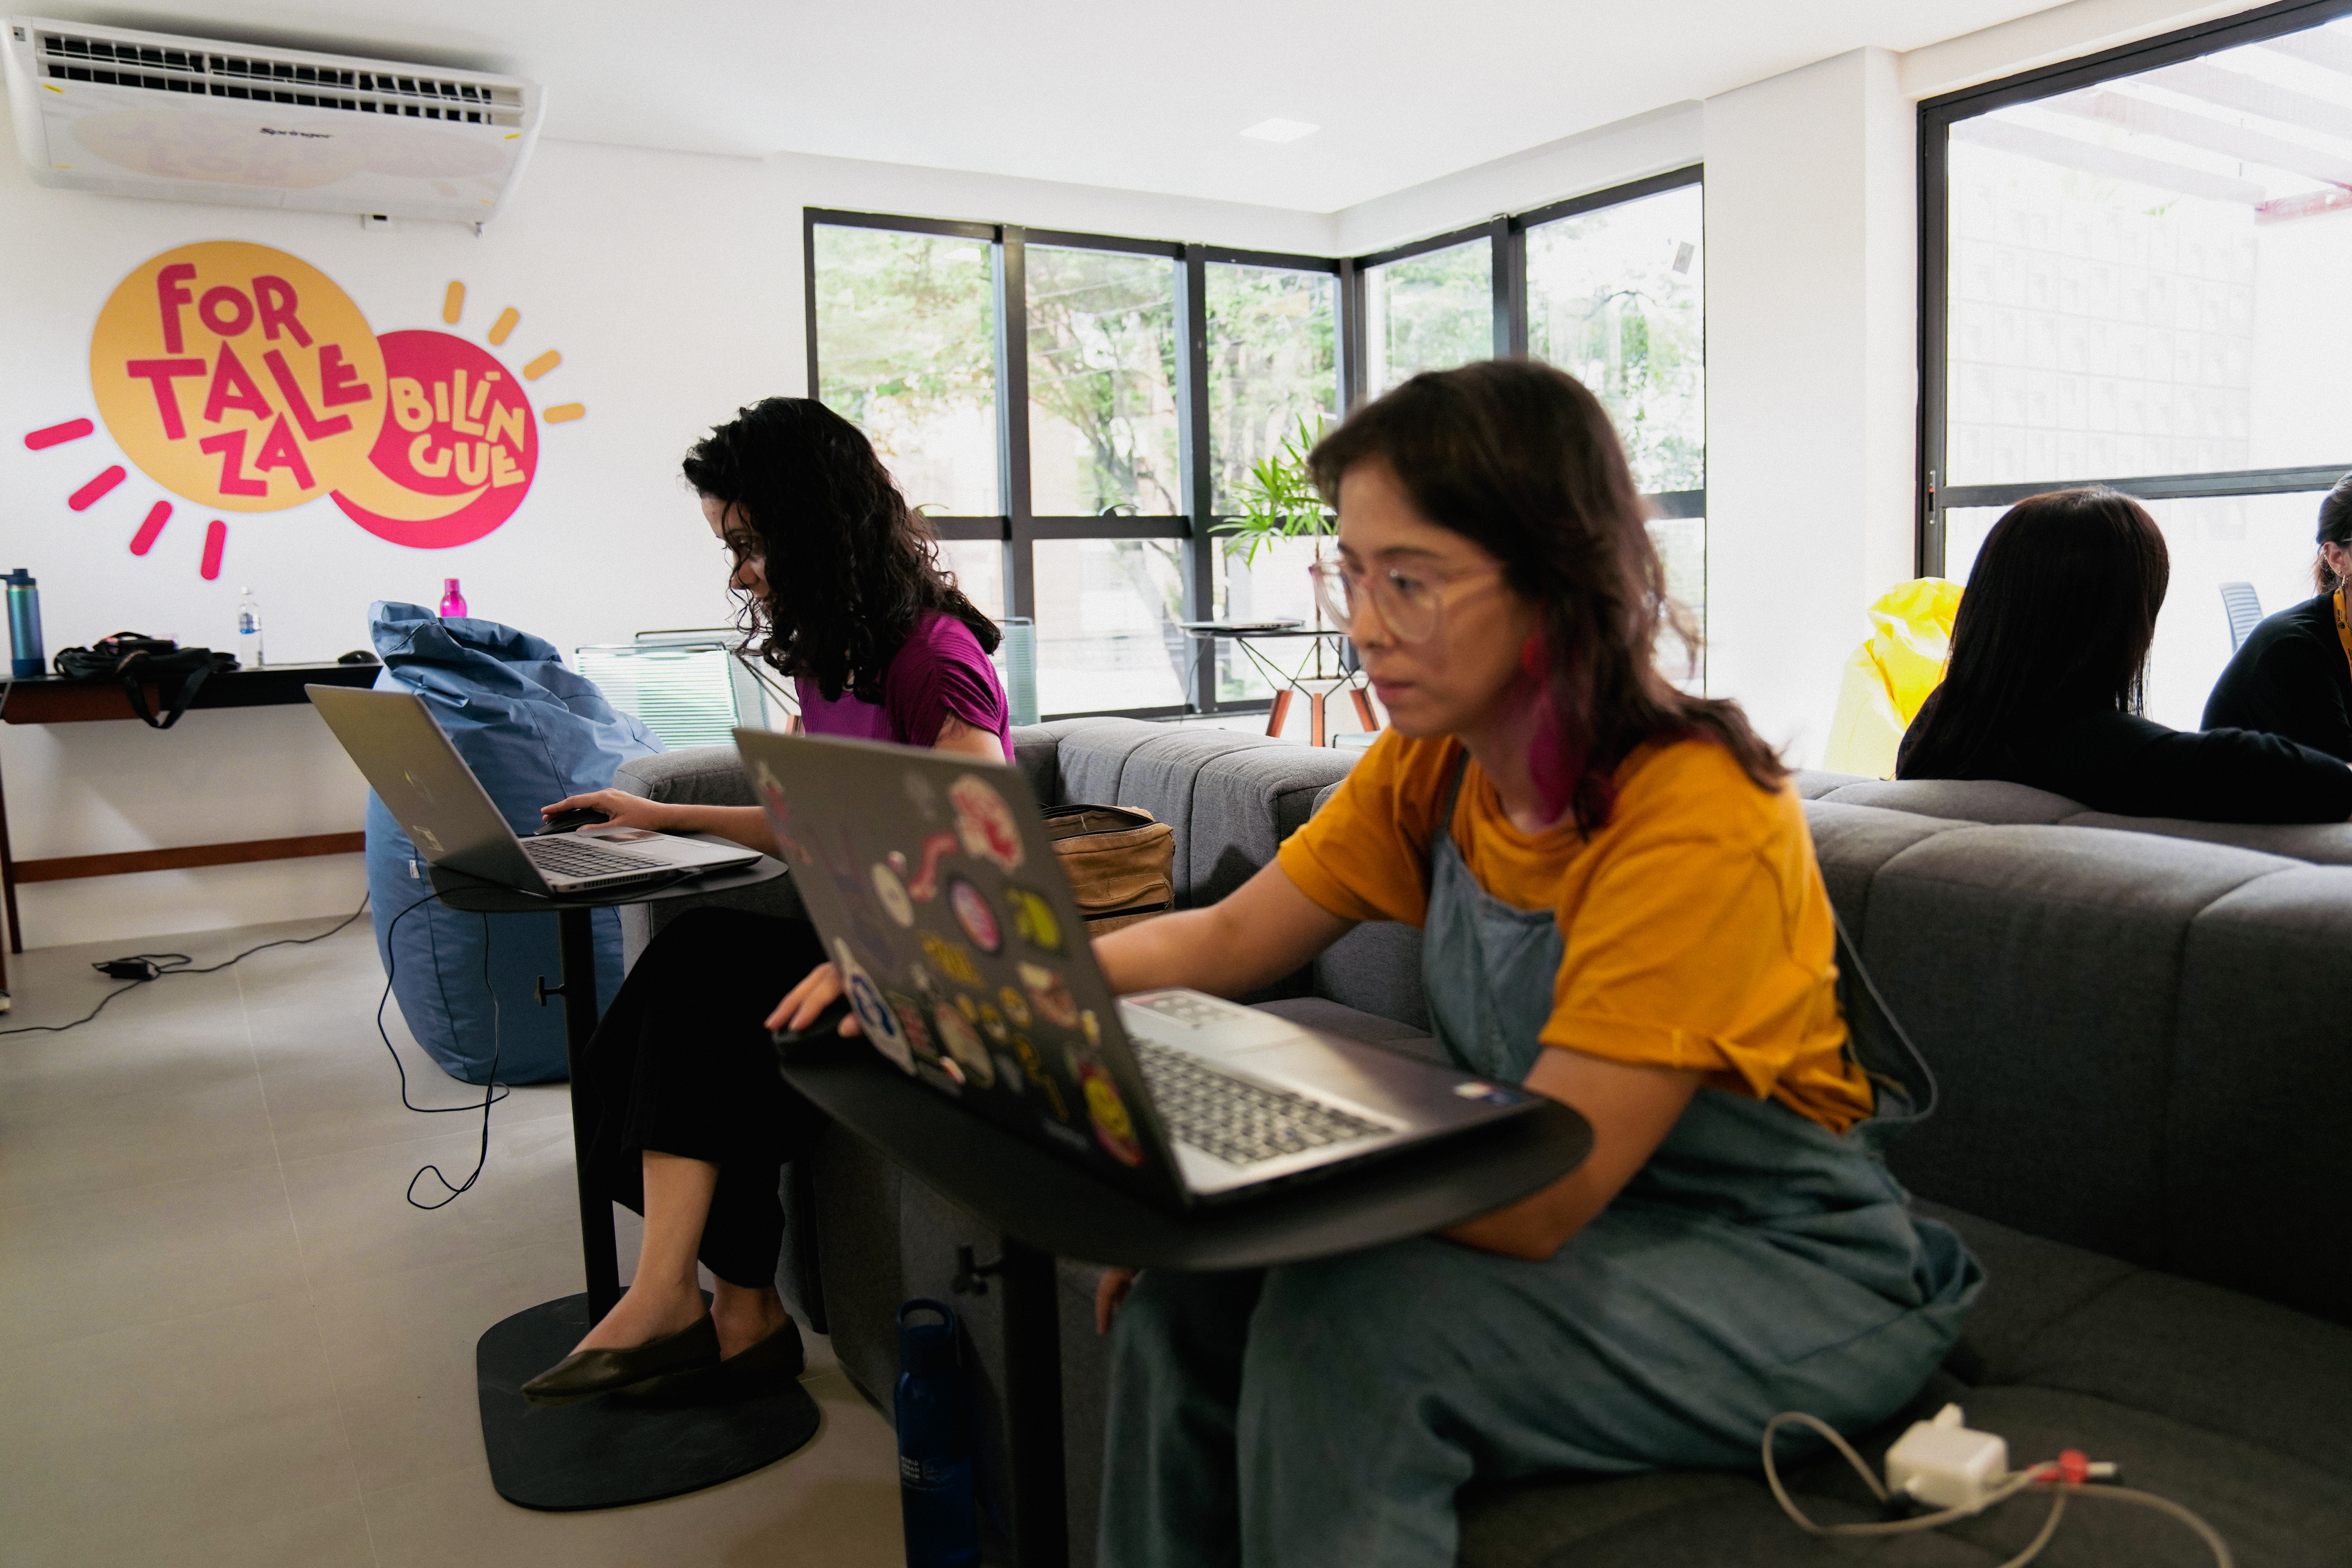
[612, 724, 2352, 1567]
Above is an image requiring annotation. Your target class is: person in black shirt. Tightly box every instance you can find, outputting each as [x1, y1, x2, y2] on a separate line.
[1897, 488, 2352, 823]
[2200, 475, 2352, 761]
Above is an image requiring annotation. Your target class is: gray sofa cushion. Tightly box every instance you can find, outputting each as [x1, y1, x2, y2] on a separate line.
[2059, 811, 2352, 865]
[2167, 865, 2352, 1322]
[1453, 1204, 2352, 1567]
[1858, 826, 2294, 1271]
[1822, 777, 2085, 824]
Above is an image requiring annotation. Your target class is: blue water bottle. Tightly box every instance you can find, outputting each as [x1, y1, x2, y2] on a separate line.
[896, 1298, 979, 1567]
[5, 570, 43, 678]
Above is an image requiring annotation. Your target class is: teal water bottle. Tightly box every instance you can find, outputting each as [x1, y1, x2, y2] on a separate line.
[5, 569, 43, 678]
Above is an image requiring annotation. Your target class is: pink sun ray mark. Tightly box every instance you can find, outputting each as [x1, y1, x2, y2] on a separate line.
[23, 418, 94, 450]
[68, 466, 126, 510]
[199, 520, 227, 581]
[130, 501, 172, 556]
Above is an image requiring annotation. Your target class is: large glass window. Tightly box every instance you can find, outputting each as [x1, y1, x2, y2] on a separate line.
[810, 225, 998, 514]
[1025, 247, 1181, 516]
[1927, 5, 2352, 725]
[809, 171, 1707, 723]
[1365, 239, 1492, 395]
[1526, 182, 1705, 495]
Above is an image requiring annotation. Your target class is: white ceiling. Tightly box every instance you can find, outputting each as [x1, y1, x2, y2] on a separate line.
[32, 1, 2077, 210]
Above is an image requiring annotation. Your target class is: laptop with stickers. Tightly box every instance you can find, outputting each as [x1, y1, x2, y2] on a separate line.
[733, 728, 1542, 1209]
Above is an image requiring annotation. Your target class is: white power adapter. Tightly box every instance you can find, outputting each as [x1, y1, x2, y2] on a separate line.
[1884, 1404, 2010, 1512]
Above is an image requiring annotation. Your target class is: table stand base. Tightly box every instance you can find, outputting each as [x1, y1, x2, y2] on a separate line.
[476, 1293, 820, 1511]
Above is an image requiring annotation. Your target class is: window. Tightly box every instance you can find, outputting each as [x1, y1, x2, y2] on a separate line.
[807, 169, 1706, 722]
[1363, 237, 1493, 396]
[1925, 3, 2352, 729]
[809, 223, 997, 514]
[1523, 171, 1708, 676]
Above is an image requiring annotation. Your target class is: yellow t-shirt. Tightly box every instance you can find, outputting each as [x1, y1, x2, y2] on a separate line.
[1277, 731, 1873, 1134]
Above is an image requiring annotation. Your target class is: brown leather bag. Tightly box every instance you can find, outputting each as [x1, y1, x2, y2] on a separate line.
[1044, 804, 1174, 935]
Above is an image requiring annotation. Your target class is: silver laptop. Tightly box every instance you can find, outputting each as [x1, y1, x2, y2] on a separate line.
[310, 685, 762, 896]
[733, 728, 1539, 1208]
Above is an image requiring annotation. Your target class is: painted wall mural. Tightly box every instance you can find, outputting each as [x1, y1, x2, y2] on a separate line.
[19, 240, 584, 577]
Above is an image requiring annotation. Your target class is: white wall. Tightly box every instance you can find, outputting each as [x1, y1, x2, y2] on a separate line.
[0, 132, 1336, 951]
[1701, 48, 1918, 767]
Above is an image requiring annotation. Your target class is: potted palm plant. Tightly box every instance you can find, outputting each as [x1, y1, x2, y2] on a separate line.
[1213, 415, 1334, 625]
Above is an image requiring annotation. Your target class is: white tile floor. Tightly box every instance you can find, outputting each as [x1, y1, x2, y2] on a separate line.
[0, 914, 904, 1567]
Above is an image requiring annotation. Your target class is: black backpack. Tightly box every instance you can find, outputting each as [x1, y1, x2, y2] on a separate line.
[52, 633, 238, 730]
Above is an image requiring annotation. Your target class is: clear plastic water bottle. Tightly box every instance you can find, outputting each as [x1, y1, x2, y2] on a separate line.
[438, 578, 468, 618]
[895, 1299, 979, 1567]
[5, 569, 43, 678]
[235, 587, 264, 668]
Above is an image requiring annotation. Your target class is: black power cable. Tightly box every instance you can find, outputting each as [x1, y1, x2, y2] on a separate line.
[0, 896, 375, 1037]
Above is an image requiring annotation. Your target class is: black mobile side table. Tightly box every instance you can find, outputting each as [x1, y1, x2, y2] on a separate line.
[779, 1042, 1594, 1568]
[429, 855, 817, 1511]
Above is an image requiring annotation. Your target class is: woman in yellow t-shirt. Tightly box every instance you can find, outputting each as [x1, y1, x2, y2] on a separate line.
[1084, 361, 1983, 1568]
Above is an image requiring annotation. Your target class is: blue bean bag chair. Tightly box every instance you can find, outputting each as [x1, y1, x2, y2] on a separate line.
[363, 601, 664, 1084]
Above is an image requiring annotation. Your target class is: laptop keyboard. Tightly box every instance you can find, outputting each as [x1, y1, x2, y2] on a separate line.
[1132, 1039, 1385, 1168]
[522, 836, 664, 880]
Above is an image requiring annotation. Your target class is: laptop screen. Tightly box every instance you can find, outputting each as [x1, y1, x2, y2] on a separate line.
[735, 730, 1182, 1205]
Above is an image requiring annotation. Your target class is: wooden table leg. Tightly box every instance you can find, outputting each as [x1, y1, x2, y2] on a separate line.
[1309, 691, 1328, 748]
[1350, 687, 1379, 733]
[1266, 688, 1294, 739]
[0, 703, 17, 971]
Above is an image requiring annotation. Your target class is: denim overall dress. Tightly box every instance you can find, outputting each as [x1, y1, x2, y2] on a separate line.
[1100, 758, 1984, 1568]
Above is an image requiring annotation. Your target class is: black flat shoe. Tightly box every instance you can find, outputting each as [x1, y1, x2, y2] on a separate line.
[615, 1317, 806, 1407]
[519, 1313, 720, 1407]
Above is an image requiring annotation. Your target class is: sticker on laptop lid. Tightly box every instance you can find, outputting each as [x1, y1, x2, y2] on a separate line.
[1017, 961, 1081, 1030]
[1079, 1009, 1101, 1050]
[976, 1001, 1010, 1046]
[1004, 886, 1062, 954]
[993, 1052, 1024, 1092]
[949, 774, 1024, 871]
[886, 990, 935, 1062]
[904, 770, 941, 822]
[751, 761, 809, 863]
[917, 932, 981, 986]
[950, 878, 1002, 953]
[1010, 1034, 1070, 1121]
[871, 863, 915, 927]
[907, 831, 958, 902]
[998, 985, 1033, 1029]
[834, 939, 912, 1074]
[931, 1002, 996, 1087]
[1079, 1061, 1146, 1168]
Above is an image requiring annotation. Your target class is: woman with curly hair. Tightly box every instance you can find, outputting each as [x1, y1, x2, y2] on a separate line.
[517, 397, 1009, 1405]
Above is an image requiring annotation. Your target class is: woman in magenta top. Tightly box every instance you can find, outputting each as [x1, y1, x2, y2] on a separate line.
[519, 399, 1012, 1405]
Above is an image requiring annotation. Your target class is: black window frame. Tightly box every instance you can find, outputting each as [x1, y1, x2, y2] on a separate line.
[1917, 0, 2352, 577]
[805, 163, 1706, 720]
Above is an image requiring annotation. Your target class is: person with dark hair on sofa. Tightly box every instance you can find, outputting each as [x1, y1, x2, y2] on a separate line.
[517, 397, 1013, 1406]
[2201, 474, 2352, 762]
[1897, 488, 2352, 823]
[794, 359, 1987, 1567]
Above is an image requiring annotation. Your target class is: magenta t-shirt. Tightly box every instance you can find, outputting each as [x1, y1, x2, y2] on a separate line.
[796, 612, 1013, 760]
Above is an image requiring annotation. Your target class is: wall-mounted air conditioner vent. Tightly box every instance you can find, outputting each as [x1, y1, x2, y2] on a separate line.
[4, 16, 543, 224]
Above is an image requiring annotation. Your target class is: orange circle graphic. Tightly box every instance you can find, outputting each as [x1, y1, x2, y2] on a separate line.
[90, 242, 387, 513]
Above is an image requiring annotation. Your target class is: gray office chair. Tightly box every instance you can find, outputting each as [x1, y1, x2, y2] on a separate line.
[2219, 582, 2265, 653]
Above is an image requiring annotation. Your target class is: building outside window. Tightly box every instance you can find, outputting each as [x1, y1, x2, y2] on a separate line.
[1926, 4, 2352, 730]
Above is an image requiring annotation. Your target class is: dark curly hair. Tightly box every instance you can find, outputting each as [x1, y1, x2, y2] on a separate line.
[682, 398, 998, 703]
[1309, 359, 1783, 834]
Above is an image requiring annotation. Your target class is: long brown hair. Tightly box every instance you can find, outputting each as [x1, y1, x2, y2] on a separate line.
[1309, 359, 1782, 832]
[1897, 488, 2167, 780]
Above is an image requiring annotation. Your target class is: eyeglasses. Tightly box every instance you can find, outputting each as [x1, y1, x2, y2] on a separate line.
[1307, 558, 1502, 644]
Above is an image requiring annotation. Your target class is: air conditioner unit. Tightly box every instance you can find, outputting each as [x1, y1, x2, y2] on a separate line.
[3, 16, 543, 224]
